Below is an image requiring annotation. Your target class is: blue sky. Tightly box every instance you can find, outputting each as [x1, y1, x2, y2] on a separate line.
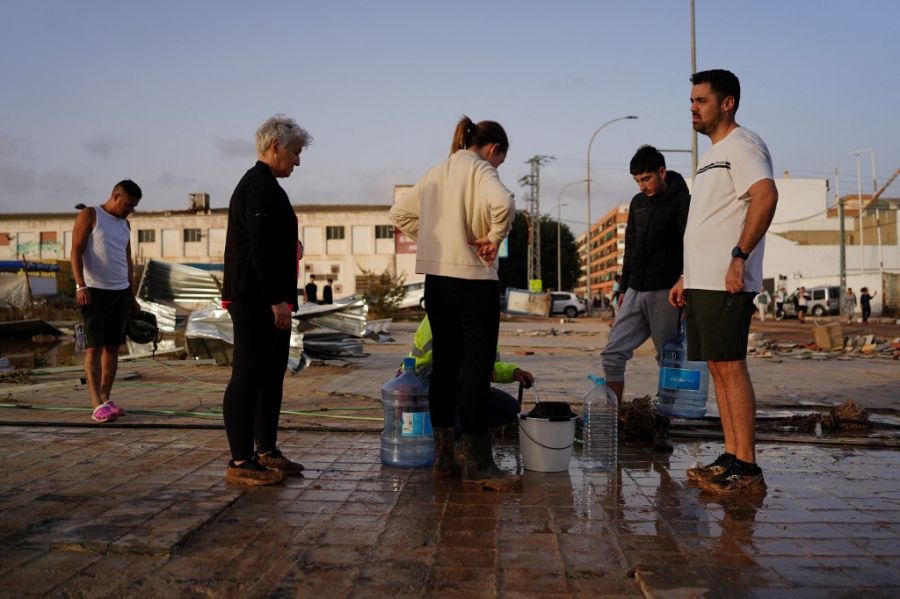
[1, 1, 898, 234]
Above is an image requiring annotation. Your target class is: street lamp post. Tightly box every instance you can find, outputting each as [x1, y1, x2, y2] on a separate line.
[586, 115, 637, 313]
[556, 180, 589, 292]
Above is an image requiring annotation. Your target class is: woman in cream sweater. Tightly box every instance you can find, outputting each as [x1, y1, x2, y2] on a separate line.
[390, 115, 517, 490]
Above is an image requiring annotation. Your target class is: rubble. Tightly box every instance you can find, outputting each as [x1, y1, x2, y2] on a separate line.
[756, 400, 872, 435]
[748, 331, 900, 361]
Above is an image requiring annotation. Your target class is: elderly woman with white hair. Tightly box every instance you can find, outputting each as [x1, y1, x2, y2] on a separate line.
[221, 114, 312, 485]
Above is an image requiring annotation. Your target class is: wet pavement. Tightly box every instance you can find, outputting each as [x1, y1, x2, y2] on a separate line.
[0, 317, 899, 597]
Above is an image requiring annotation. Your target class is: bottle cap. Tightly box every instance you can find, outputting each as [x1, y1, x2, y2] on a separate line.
[587, 374, 605, 386]
[403, 357, 416, 370]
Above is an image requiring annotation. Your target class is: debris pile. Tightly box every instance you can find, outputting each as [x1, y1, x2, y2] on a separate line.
[747, 332, 900, 360]
[757, 400, 871, 435]
[619, 395, 659, 442]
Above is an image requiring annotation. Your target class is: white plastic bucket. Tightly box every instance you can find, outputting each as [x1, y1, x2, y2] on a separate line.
[518, 414, 577, 472]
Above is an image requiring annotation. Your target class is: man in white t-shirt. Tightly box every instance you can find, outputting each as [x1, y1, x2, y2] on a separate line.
[669, 69, 779, 494]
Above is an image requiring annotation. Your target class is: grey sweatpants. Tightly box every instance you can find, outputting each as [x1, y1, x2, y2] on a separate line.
[600, 288, 680, 383]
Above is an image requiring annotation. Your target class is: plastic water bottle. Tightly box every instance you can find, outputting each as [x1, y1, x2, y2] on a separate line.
[656, 319, 709, 419]
[381, 357, 434, 467]
[582, 375, 617, 472]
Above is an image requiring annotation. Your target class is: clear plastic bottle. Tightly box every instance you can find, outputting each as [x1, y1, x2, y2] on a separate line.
[381, 357, 434, 467]
[656, 319, 709, 419]
[582, 375, 617, 472]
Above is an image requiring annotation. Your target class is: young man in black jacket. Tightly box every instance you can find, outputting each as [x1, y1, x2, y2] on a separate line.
[600, 145, 691, 448]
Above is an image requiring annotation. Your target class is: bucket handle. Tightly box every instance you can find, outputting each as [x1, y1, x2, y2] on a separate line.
[518, 421, 574, 451]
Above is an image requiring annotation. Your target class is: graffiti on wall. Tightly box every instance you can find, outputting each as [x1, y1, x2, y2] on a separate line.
[15, 241, 65, 259]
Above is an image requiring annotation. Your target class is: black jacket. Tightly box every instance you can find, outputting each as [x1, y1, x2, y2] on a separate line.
[620, 170, 690, 293]
[223, 162, 299, 307]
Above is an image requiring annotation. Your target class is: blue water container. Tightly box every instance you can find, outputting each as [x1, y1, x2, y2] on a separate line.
[656, 319, 709, 419]
[381, 357, 434, 467]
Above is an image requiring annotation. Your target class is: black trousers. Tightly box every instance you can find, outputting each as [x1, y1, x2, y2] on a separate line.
[222, 300, 290, 461]
[424, 275, 500, 435]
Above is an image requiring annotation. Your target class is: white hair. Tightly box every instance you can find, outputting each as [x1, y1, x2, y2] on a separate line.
[255, 114, 312, 154]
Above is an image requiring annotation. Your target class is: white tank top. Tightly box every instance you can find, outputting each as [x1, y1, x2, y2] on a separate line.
[83, 205, 131, 290]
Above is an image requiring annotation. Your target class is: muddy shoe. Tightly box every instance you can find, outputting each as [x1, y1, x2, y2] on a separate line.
[699, 461, 766, 495]
[226, 456, 284, 486]
[460, 433, 521, 492]
[687, 452, 735, 482]
[433, 427, 461, 476]
[257, 447, 304, 475]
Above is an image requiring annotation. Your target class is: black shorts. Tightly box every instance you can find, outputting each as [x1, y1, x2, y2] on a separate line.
[684, 290, 756, 361]
[81, 288, 132, 348]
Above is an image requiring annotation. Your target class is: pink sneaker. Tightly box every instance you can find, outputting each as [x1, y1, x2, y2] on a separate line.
[105, 400, 126, 417]
[91, 403, 117, 423]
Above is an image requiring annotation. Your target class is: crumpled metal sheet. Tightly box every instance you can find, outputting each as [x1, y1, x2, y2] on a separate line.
[294, 298, 370, 336]
[184, 305, 309, 370]
[302, 332, 367, 359]
[137, 259, 222, 308]
[136, 298, 192, 333]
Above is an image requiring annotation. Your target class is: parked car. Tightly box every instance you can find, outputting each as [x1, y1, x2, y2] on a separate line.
[779, 285, 841, 318]
[550, 292, 587, 318]
[397, 281, 425, 309]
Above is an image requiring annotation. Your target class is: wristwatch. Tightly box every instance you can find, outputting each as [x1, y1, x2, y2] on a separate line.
[731, 246, 750, 260]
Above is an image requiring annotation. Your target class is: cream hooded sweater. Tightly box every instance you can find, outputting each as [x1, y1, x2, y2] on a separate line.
[390, 149, 515, 281]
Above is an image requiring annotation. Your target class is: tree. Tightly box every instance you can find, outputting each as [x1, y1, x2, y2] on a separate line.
[357, 267, 406, 319]
[498, 210, 581, 292]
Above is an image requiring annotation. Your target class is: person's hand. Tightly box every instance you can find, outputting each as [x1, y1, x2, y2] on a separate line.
[131, 297, 142, 314]
[271, 302, 293, 331]
[469, 236, 499, 266]
[513, 368, 534, 388]
[725, 258, 745, 293]
[616, 293, 624, 308]
[75, 287, 91, 306]
[668, 278, 685, 308]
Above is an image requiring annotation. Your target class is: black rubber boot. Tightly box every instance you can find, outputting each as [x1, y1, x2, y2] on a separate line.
[432, 427, 461, 475]
[653, 415, 674, 452]
[460, 432, 521, 492]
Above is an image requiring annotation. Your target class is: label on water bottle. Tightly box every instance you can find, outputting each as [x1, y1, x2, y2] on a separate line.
[401, 411, 433, 436]
[660, 367, 701, 391]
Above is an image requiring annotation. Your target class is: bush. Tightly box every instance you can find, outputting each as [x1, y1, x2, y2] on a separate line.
[358, 267, 406, 319]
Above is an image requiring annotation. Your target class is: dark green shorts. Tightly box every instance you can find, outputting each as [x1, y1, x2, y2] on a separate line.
[684, 290, 756, 361]
[81, 288, 132, 348]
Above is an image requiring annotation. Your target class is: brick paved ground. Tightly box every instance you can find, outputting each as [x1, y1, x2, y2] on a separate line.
[0, 317, 898, 597]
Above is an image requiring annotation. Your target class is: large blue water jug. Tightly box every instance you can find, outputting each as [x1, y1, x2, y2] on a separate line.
[381, 357, 434, 467]
[656, 319, 709, 419]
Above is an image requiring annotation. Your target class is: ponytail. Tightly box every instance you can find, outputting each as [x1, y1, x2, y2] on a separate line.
[449, 115, 509, 155]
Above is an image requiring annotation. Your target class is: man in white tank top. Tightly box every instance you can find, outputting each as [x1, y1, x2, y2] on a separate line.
[71, 180, 142, 423]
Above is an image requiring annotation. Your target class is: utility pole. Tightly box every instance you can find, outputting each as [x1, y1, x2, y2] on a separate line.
[519, 155, 555, 289]
[836, 166, 846, 294]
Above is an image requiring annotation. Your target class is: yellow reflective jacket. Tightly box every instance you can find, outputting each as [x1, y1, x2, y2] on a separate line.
[405, 315, 519, 383]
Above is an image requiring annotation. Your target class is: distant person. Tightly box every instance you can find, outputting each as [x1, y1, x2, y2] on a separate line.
[600, 145, 690, 451]
[669, 69, 778, 494]
[774, 285, 787, 320]
[754, 288, 771, 321]
[860, 287, 876, 323]
[390, 115, 516, 491]
[222, 114, 311, 486]
[842, 287, 857, 323]
[795, 286, 809, 322]
[305, 274, 318, 304]
[609, 274, 622, 316]
[322, 278, 334, 304]
[71, 180, 143, 423]
[403, 315, 533, 432]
